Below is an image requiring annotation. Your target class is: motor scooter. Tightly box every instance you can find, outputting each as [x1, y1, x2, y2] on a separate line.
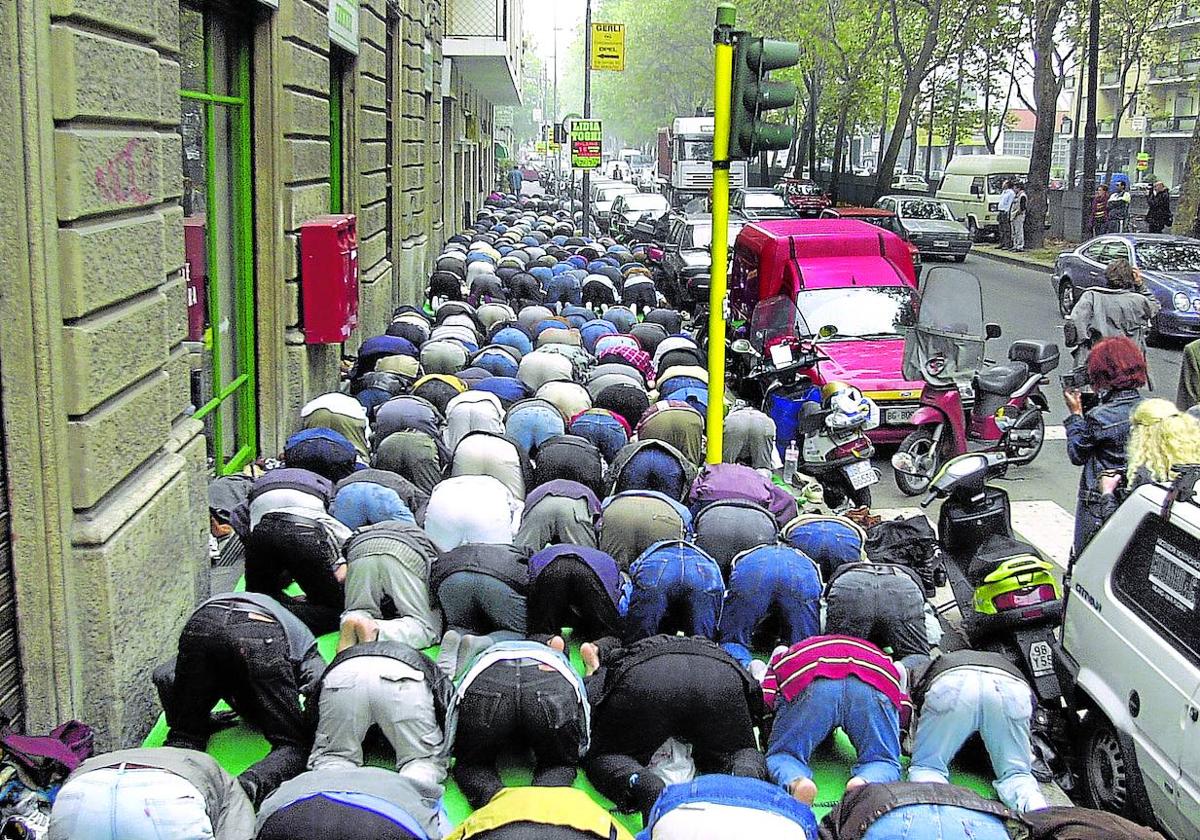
[902, 449, 1070, 783]
[731, 295, 880, 508]
[894, 266, 1060, 496]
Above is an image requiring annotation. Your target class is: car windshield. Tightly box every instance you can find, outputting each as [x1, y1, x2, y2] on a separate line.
[687, 223, 742, 249]
[783, 182, 822, 196]
[599, 186, 636, 201]
[681, 139, 714, 160]
[1135, 241, 1200, 273]
[794, 286, 920, 338]
[744, 192, 787, 208]
[900, 200, 953, 220]
[621, 194, 668, 211]
[987, 174, 1023, 193]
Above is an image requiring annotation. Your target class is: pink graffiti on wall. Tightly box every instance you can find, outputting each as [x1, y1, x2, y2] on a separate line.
[94, 138, 154, 204]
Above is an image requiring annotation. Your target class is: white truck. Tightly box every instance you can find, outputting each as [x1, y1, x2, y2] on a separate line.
[657, 116, 748, 208]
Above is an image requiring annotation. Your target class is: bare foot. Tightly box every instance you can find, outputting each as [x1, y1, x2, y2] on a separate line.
[336, 614, 378, 653]
[789, 777, 817, 805]
[548, 636, 566, 653]
[844, 776, 868, 794]
[581, 642, 601, 676]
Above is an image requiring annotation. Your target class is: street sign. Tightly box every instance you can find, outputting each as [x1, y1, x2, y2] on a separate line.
[590, 23, 626, 71]
[328, 0, 359, 55]
[536, 141, 548, 153]
[571, 118, 603, 169]
[1131, 116, 1147, 132]
[1137, 151, 1151, 171]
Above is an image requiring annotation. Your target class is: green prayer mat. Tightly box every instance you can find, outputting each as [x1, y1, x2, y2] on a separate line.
[142, 581, 996, 830]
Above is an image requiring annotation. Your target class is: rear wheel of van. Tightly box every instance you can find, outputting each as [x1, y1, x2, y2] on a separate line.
[1080, 710, 1156, 826]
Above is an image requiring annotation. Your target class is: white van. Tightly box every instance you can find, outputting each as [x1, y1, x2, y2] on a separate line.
[935, 154, 1030, 241]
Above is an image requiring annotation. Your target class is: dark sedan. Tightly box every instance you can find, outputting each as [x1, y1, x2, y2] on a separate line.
[876, 195, 972, 261]
[660, 214, 745, 310]
[1053, 234, 1200, 339]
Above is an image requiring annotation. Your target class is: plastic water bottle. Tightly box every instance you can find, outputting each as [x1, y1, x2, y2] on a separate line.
[783, 440, 799, 484]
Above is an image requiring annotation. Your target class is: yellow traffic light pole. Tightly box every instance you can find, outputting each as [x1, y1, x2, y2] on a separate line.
[706, 3, 736, 464]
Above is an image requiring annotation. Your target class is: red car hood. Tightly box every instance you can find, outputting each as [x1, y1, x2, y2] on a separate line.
[813, 337, 924, 396]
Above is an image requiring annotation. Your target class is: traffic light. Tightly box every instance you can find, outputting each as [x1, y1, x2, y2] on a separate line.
[728, 34, 800, 159]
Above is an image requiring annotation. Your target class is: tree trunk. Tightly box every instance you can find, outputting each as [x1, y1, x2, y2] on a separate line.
[875, 74, 923, 197]
[946, 53, 965, 172]
[1026, 0, 1068, 250]
[808, 76, 818, 178]
[1081, 0, 1100, 237]
[924, 78, 936, 180]
[982, 45, 995, 153]
[1068, 48, 1085, 186]
[1176, 112, 1200, 237]
[829, 96, 851, 204]
[907, 106, 921, 174]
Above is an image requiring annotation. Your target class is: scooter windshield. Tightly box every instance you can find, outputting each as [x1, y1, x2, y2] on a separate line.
[748, 295, 806, 352]
[902, 266, 987, 384]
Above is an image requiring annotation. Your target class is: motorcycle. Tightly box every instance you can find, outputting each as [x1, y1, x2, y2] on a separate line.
[901, 449, 1069, 784]
[618, 211, 663, 246]
[731, 295, 880, 508]
[893, 266, 1060, 496]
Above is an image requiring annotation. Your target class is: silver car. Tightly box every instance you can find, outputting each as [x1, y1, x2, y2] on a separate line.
[876, 195, 973, 261]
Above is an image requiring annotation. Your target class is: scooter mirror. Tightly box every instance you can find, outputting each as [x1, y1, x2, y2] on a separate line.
[730, 339, 756, 355]
[985, 323, 1002, 340]
[818, 324, 839, 339]
[891, 451, 920, 476]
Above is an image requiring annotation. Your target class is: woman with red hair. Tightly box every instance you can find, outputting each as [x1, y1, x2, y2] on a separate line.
[1064, 336, 1148, 554]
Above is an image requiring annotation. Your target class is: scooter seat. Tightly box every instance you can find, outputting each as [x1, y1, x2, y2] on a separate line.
[973, 361, 1030, 396]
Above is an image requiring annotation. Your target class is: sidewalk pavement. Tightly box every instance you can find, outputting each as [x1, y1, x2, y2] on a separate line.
[972, 243, 1064, 274]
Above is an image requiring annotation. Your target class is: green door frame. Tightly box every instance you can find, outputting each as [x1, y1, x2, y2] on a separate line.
[181, 9, 257, 475]
[330, 49, 345, 214]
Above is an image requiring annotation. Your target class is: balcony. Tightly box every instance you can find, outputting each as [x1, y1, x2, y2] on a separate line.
[1099, 69, 1121, 88]
[1150, 114, 1198, 135]
[1149, 58, 1200, 82]
[1156, 2, 1200, 26]
[444, 0, 523, 105]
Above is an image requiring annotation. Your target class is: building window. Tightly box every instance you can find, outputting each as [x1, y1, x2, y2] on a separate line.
[180, 3, 257, 474]
[330, 47, 351, 214]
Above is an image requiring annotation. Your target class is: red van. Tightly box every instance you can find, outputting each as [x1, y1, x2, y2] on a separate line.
[730, 219, 924, 443]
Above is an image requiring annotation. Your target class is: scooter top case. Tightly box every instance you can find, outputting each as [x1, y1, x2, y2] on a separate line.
[937, 484, 1012, 559]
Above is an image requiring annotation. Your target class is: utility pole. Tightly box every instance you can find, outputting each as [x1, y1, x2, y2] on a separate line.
[708, 2, 736, 463]
[582, 0, 593, 237]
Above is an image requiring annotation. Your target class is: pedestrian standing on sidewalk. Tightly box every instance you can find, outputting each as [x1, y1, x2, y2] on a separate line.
[1106, 180, 1132, 233]
[997, 180, 1016, 249]
[509, 163, 523, 196]
[1090, 183, 1110, 238]
[1010, 182, 1028, 252]
[1147, 181, 1173, 233]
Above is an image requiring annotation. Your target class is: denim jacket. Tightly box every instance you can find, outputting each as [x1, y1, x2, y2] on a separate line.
[1064, 388, 1141, 496]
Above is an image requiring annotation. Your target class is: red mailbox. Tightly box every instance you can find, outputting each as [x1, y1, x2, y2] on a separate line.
[300, 214, 359, 343]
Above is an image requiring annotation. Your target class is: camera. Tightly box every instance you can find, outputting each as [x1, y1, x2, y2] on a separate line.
[1061, 369, 1089, 389]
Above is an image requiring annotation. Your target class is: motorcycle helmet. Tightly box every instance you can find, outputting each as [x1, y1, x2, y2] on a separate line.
[820, 381, 875, 431]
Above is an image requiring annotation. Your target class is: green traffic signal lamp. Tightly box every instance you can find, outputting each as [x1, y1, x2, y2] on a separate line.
[729, 34, 801, 159]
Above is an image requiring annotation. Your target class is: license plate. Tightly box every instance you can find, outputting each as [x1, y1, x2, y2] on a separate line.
[934, 240, 950, 248]
[845, 460, 878, 490]
[1027, 640, 1055, 677]
[886, 407, 918, 424]
[769, 343, 793, 367]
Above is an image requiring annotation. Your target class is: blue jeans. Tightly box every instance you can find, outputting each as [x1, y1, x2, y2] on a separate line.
[569, 412, 629, 464]
[863, 805, 1012, 840]
[625, 542, 724, 642]
[504, 403, 565, 455]
[766, 676, 901, 787]
[719, 546, 821, 666]
[909, 669, 1046, 812]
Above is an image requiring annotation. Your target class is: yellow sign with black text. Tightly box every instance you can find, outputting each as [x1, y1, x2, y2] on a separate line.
[590, 23, 625, 71]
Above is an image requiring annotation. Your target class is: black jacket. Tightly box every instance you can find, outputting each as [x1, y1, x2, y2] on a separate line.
[584, 634, 767, 725]
[1147, 189, 1172, 225]
[431, 543, 530, 593]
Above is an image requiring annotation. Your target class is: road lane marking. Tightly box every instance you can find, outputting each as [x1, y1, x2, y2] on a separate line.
[1044, 424, 1066, 441]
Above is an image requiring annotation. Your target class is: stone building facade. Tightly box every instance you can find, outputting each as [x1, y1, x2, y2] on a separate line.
[0, 0, 519, 748]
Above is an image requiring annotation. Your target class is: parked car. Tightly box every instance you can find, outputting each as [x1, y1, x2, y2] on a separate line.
[936, 154, 1030, 241]
[875, 195, 973, 262]
[1058, 479, 1200, 838]
[661, 214, 745, 309]
[890, 173, 929, 191]
[820, 206, 922, 278]
[774, 178, 831, 216]
[591, 183, 639, 231]
[729, 218, 923, 444]
[730, 187, 795, 221]
[1053, 234, 1200, 339]
[608, 191, 670, 238]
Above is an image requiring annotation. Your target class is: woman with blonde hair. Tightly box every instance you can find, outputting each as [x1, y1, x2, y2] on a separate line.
[1097, 398, 1200, 521]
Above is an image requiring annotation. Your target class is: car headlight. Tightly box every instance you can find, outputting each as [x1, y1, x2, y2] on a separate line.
[1174, 292, 1191, 312]
[988, 203, 998, 211]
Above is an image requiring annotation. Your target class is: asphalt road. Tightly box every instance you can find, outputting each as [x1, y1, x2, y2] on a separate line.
[870, 251, 1186, 520]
